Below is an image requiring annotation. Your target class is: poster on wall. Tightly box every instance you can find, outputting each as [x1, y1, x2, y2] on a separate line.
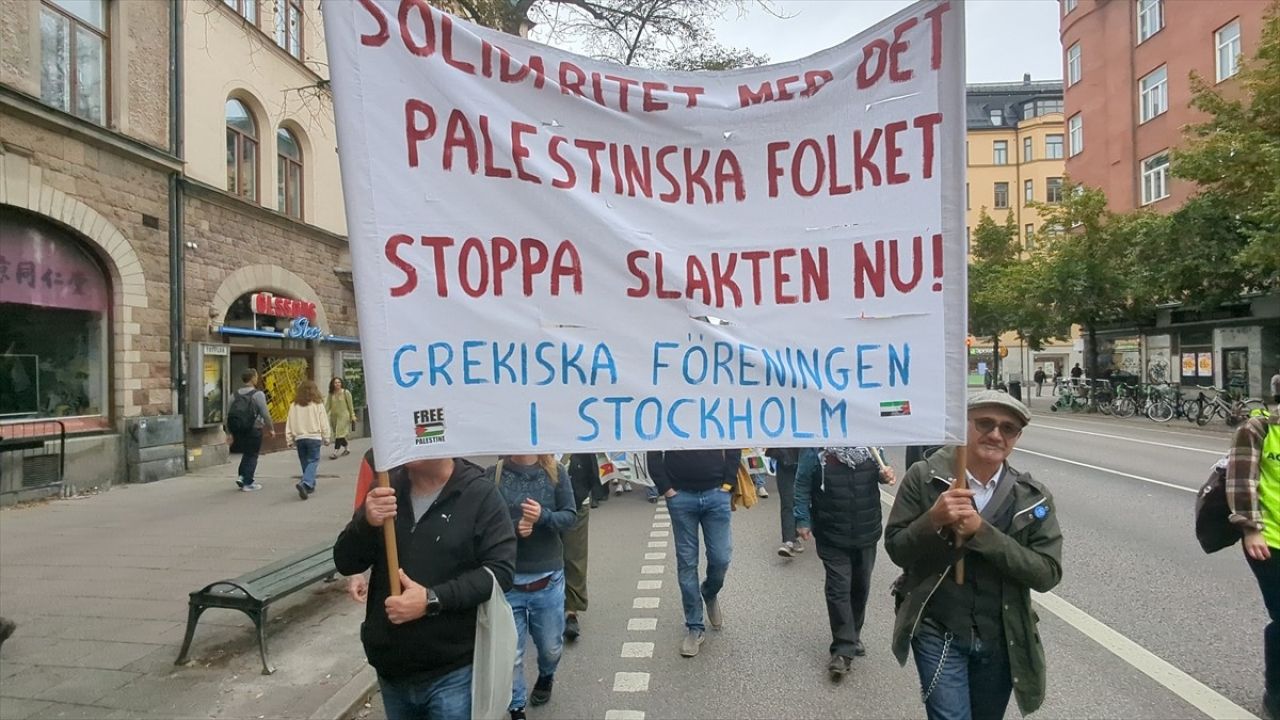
[1182, 353, 1197, 377]
[1197, 353, 1214, 378]
[324, 0, 968, 465]
[202, 355, 225, 425]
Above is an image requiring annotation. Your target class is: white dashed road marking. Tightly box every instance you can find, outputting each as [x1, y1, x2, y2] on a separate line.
[649, 530, 669, 538]
[613, 672, 650, 692]
[621, 642, 655, 658]
[644, 552, 666, 560]
[633, 597, 660, 609]
[647, 541, 667, 548]
[605, 711, 646, 720]
[640, 565, 664, 574]
[628, 617, 658, 631]
[637, 580, 662, 590]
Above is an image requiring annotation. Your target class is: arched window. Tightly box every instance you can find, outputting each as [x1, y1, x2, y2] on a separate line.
[277, 127, 303, 219]
[225, 98, 258, 200]
[0, 210, 111, 419]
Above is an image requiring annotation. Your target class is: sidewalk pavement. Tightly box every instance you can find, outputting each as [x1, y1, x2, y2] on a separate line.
[0, 439, 379, 720]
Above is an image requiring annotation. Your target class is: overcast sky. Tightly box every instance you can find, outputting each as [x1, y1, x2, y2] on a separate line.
[710, 0, 1063, 83]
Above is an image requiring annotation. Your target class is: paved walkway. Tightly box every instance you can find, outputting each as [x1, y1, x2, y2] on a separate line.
[0, 440, 377, 720]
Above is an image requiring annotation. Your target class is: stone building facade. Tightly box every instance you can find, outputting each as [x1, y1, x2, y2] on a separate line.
[1, 0, 181, 501]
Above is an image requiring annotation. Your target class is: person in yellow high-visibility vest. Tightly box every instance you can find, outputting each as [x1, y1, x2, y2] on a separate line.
[1227, 408, 1280, 717]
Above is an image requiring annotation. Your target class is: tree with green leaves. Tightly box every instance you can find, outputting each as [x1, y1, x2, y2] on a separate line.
[1029, 185, 1149, 382]
[451, 0, 776, 69]
[1171, 2, 1280, 289]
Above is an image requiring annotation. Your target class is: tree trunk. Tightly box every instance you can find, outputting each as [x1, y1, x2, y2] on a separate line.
[991, 337, 1002, 386]
[1085, 323, 1099, 412]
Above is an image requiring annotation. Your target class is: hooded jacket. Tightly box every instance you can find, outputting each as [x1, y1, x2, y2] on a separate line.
[885, 447, 1063, 715]
[333, 459, 516, 681]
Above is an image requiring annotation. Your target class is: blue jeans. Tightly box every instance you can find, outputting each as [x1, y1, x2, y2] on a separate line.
[235, 431, 262, 486]
[911, 620, 1013, 720]
[295, 438, 322, 490]
[378, 664, 472, 720]
[666, 488, 733, 632]
[507, 570, 565, 710]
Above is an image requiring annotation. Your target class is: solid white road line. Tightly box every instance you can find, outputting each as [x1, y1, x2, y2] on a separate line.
[621, 642, 655, 658]
[877, 490, 1252, 719]
[627, 617, 658, 631]
[612, 672, 650, 692]
[1030, 423, 1222, 455]
[1031, 412, 1233, 442]
[1014, 448, 1196, 493]
[1032, 591, 1259, 720]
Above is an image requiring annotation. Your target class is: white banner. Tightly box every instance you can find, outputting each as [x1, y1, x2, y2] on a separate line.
[324, 0, 968, 467]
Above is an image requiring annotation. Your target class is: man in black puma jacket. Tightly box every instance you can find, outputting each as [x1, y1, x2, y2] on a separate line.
[335, 457, 516, 720]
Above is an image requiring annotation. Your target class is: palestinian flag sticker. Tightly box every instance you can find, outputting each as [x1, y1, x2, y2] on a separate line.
[880, 400, 911, 417]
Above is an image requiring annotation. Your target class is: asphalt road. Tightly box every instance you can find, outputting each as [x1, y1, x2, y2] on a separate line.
[355, 412, 1266, 720]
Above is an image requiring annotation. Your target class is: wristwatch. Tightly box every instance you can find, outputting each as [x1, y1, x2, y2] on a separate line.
[425, 589, 442, 617]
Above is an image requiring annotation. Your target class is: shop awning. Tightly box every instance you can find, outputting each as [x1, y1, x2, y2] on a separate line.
[216, 325, 360, 345]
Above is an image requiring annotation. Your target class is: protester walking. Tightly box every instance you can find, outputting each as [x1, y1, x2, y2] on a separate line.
[646, 449, 740, 657]
[285, 380, 331, 500]
[795, 446, 895, 679]
[334, 455, 516, 720]
[1033, 368, 1046, 397]
[886, 390, 1063, 720]
[766, 447, 805, 557]
[225, 368, 274, 492]
[1227, 407, 1280, 717]
[563, 453, 598, 642]
[489, 455, 577, 718]
[326, 377, 357, 460]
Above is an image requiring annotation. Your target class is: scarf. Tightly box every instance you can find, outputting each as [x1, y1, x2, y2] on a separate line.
[822, 447, 874, 468]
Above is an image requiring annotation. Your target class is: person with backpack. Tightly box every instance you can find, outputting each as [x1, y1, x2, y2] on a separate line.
[488, 454, 577, 718]
[226, 369, 274, 492]
[285, 380, 332, 500]
[1227, 408, 1280, 717]
[795, 446, 895, 679]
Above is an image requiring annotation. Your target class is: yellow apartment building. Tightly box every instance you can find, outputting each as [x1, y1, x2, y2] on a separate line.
[965, 78, 1079, 392]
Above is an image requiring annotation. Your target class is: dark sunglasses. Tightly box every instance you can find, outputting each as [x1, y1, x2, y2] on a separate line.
[971, 416, 1023, 438]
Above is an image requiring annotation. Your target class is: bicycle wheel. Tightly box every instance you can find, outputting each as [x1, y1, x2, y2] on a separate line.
[1196, 403, 1215, 426]
[1182, 398, 1201, 423]
[1147, 400, 1174, 423]
[1113, 396, 1136, 418]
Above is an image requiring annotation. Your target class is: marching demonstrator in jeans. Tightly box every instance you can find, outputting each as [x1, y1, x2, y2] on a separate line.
[489, 455, 577, 719]
[646, 449, 741, 658]
[285, 380, 331, 500]
[767, 447, 805, 557]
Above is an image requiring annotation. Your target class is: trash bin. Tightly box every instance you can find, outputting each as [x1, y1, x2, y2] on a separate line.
[1008, 380, 1023, 402]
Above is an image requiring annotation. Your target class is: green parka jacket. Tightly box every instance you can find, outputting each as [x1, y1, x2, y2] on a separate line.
[885, 447, 1063, 715]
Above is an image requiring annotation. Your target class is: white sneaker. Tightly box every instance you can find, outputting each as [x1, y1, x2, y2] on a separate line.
[240, 483, 263, 492]
[777, 542, 796, 558]
[756, 486, 769, 498]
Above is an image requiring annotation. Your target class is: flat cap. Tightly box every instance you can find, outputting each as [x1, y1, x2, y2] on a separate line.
[967, 389, 1031, 426]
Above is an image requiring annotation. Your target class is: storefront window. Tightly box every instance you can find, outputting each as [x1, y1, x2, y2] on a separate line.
[0, 212, 110, 419]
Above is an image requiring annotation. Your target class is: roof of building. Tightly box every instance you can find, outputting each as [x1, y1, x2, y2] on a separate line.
[966, 75, 1064, 130]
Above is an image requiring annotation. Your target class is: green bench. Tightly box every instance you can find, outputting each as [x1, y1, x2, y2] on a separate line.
[175, 542, 337, 674]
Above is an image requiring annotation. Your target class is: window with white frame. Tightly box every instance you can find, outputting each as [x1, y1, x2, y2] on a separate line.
[1141, 153, 1170, 205]
[1024, 179, 1034, 203]
[223, 0, 257, 24]
[277, 127, 303, 219]
[990, 108, 1003, 126]
[40, 0, 107, 124]
[1216, 21, 1242, 82]
[226, 98, 259, 200]
[1137, 0, 1163, 43]
[1023, 136, 1033, 162]
[993, 141, 1008, 166]
[1068, 114, 1083, 156]
[1025, 224, 1035, 250]
[1139, 65, 1168, 122]
[1046, 134, 1064, 159]
[1067, 43, 1081, 86]
[275, 0, 303, 59]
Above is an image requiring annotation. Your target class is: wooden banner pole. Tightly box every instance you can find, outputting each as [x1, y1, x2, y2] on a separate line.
[376, 470, 402, 596]
[952, 445, 969, 585]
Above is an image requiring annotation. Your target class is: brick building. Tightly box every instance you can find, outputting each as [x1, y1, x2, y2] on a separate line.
[1060, 0, 1278, 396]
[1, 0, 181, 501]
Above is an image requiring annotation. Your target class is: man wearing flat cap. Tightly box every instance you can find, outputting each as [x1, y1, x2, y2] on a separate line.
[885, 390, 1063, 720]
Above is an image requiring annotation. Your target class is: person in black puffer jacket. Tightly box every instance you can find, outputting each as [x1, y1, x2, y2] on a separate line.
[795, 446, 896, 680]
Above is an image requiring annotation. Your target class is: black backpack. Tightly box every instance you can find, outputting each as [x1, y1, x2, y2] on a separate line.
[226, 392, 257, 436]
[1195, 464, 1238, 554]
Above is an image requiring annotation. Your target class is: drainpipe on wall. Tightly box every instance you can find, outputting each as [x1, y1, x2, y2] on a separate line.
[168, 0, 186, 467]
